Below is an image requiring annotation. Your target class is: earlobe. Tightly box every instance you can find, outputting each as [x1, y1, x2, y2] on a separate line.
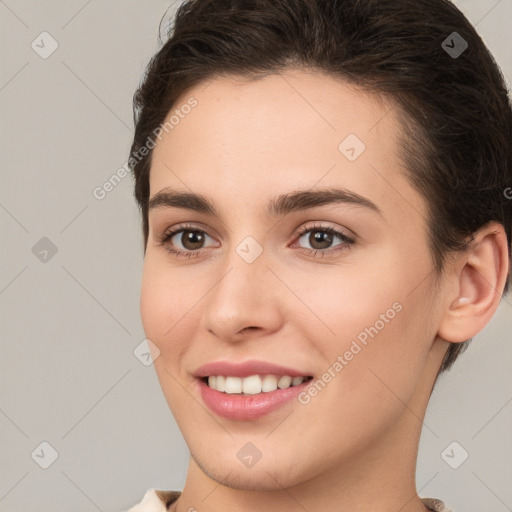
[437, 222, 509, 344]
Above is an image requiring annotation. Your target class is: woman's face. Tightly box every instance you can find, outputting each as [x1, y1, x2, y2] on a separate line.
[141, 70, 448, 490]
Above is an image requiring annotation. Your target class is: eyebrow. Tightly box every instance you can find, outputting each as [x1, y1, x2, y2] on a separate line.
[148, 187, 382, 217]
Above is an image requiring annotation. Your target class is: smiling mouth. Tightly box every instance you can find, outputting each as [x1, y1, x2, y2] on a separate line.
[202, 374, 314, 395]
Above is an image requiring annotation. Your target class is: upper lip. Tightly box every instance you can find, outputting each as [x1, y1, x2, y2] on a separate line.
[194, 359, 312, 378]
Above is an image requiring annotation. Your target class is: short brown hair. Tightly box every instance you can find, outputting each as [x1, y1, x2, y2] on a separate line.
[129, 0, 512, 373]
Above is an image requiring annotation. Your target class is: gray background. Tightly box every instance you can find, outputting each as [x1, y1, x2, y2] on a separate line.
[0, 1, 511, 511]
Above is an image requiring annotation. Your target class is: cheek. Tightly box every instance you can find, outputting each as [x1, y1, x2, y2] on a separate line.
[335, 289, 433, 418]
[140, 255, 196, 358]
[140, 263, 167, 343]
[300, 303, 431, 450]
[295, 255, 434, 398]
[140, 257, 196, 416]
[291, 262, 404, 352]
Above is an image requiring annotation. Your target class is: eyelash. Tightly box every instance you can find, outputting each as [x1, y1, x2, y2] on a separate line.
[158, 222, 355, 259]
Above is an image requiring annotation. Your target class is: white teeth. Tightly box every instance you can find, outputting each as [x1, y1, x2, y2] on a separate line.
[261, 374, 278, 392]
[242, 375, 261, 395]
[216, 375, 226, 392]
[206, 374, 309, 394]
[292, 376, 304, 386]
[277, 375, 292, 389]
[224, 376, 242, 394]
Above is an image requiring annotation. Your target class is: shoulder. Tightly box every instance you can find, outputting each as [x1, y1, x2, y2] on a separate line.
[421, 497, 454, 512]
[122, 489, 181, 512]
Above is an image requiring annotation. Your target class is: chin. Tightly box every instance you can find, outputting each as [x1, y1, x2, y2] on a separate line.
[192, 451, 309, 491]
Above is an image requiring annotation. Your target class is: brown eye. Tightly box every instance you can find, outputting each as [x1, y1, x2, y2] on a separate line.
[179, 230, 206, 250]
[159, 225, 218, 257]
[307, 230, 335, 250]
[296, 226, 352, 251]
[291, 223, 356, 259]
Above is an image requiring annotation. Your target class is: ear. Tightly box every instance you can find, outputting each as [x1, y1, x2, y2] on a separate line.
[437, 222, 509, 343]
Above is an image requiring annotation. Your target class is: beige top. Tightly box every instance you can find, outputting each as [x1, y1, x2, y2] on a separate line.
[124, 489, 454, 511]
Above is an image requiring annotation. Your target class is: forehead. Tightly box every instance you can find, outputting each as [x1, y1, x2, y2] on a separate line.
[148, 69, 424, 222]
[152, 70, 396, 168]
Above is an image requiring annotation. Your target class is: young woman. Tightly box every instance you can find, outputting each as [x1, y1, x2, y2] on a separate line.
[124, 0, 511, 510]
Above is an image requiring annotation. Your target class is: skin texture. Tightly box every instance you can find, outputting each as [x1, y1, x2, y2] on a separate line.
[140, 70, 508, 512]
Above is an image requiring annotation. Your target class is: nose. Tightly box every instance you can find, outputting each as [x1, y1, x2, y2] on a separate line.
[200, 245, 283, 343]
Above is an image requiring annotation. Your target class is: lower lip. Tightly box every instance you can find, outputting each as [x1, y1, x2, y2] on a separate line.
[197, 379, 311, 420]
